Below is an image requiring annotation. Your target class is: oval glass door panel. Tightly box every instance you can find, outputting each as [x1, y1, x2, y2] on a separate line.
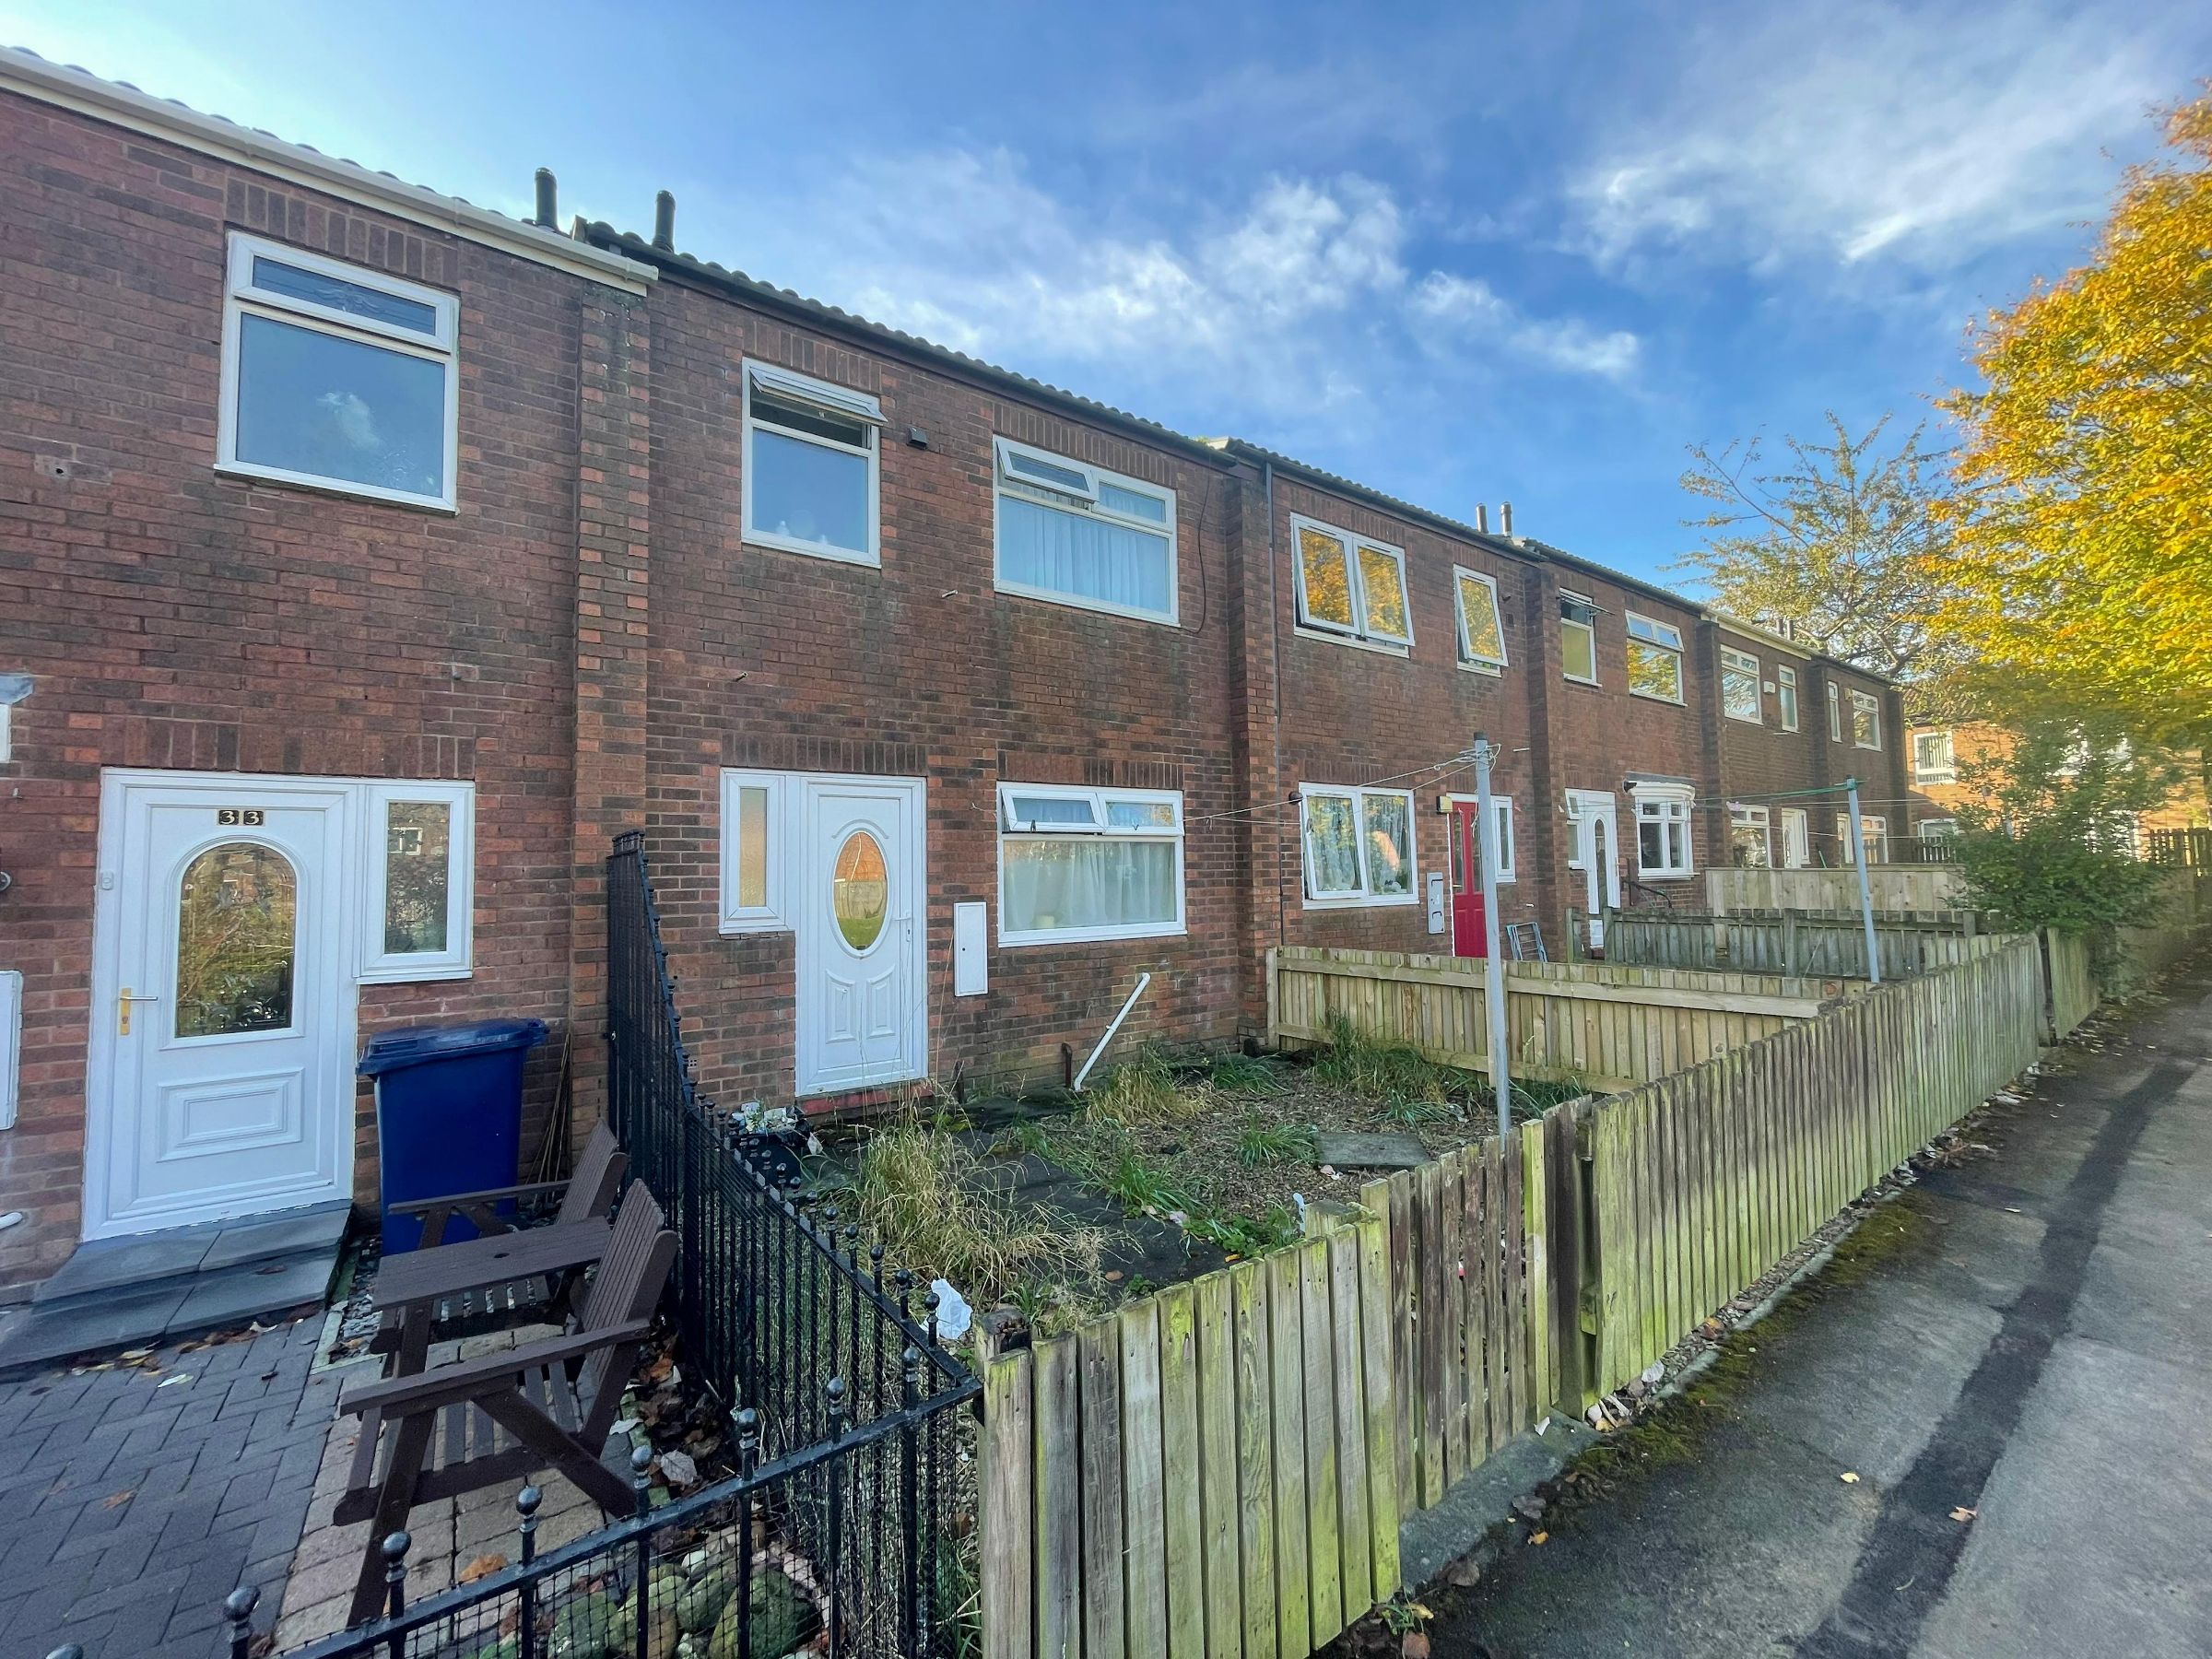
[830, 830, 888, 952]
[175, 841, 299, 1037]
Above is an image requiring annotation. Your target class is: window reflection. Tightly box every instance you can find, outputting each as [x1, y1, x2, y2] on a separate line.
[176, 842, 297, 1038]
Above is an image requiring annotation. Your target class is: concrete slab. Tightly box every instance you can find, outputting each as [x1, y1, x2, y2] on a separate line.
[0, 1284, 190, 1371]
[171, 1255, 339, 1335]
[202, 1204, 350, 1271]
[1315, 1131, 1431, 1170]
[32, 1229, 218, 1303]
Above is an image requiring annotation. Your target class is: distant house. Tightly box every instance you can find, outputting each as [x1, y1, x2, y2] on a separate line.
[1907, 721, 2210, 847]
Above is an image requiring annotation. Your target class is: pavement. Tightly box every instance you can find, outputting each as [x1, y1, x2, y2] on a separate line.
[0, 1316, 344, 1658]
[1431, 952, 2212, 1659]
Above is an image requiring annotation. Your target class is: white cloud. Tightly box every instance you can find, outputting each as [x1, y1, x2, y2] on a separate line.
[1412, 274, 1642, 380]
[1564, 0, 2187, 276]
[723, 149, 1632, 429]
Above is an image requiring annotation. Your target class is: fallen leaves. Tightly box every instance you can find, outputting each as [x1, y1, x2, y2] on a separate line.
[457, 1554, 508, 1584]
[1530, 1530, 1549, 1546]
[1950, 1506, 1977, 1523]
[101, 1489, 135, 1510]
[1841, 1471, 1861, 1484]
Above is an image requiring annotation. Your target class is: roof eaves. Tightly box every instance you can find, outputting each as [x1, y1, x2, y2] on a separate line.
[1217, 439, 1539, 563]
[0, 46, 655, 292]
[578, 224, 1238, 469]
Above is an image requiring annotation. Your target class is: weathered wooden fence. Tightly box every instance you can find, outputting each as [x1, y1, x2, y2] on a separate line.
[1605, 908, 1993, 982]
[982, 935, 2066, 1659]
[1706, 864, 1964, 915]
[1268, 947, 1842, 1093]
[1582, 934, 2045, 1392]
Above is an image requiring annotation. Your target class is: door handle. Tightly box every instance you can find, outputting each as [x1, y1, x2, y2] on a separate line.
[118, 986, 159, 1036]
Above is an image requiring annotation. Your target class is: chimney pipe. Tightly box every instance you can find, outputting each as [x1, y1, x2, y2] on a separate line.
[533, 168, 558, 229]
[1474, 504, 1489, 535]
[653, 190, 677, 252]
[1500, 501, 1515, 539]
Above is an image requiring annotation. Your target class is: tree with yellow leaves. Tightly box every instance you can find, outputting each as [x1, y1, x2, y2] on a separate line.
[1936, 90, 2212, 754]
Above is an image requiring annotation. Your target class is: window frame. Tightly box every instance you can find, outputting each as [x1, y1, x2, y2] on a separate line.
[1299, 782, 1420, 908]
[1727, 802, 1772, 867]
[1624, 610, 1686, 704]
[1836, 812, 1888, 865]
[1558, 590, 1600, 686]
[740, 359, 883, 567]
[359, 781, 475, 982]
[991, 437, 1179, 626]
[1485, 796, 1517, 884]
[719, 769, 793, 934]
[1912, 730, 1956, 783]
[1776, 665, 1801, 732]
[995, 782, 1186, 947]
[1290, 514, 1414, 654]
[1827, 681, 1842, 743]
[217, 231, 460, 512]
[1850, 689, 1883, 750]
[1630, 782, 1696, 879]
[1452, 566, 1509, 674]
[1918, 817, 1959, 841]
[1720, 646, 1763, 724]
[1779, 806, 1811, 867]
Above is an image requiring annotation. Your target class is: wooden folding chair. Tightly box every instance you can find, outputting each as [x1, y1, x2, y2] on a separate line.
[335, 1184, 677, 1626]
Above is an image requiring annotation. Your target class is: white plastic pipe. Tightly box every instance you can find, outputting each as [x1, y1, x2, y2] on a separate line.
[1073, 972, 1153, 1092]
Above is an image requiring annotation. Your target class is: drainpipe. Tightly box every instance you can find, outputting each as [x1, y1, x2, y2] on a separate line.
[1477, 737, 1512, 1137]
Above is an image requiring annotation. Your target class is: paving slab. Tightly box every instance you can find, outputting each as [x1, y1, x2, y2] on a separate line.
[1315, 1130, 1432, 1170]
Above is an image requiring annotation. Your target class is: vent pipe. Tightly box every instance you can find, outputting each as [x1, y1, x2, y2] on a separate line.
[533, 168, 558, 229]
[653, 190, 677, 252]
[1474, 504, 1489, 535]
[1500, 500, 1515, 539]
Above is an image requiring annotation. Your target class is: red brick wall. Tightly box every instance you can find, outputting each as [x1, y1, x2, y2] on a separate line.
[0, 92, 631, 1293]
[632, 277, 1248, 1109]
[1256, 477, 1551, 959]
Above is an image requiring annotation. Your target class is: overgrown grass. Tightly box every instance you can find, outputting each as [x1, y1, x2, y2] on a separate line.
[853, 1119, 1102, 1307]
[1235, 1114, 1318, 1168]
[1185, 1206, 1303, 1256]
[1209, 1051, 1290, 1096]
[1311, 1013, 1485, 1116]
[1083, 1045, 1203, 1128]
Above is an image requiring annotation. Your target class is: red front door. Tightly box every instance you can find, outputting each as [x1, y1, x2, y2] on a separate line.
[1449, 799, 1488, 958]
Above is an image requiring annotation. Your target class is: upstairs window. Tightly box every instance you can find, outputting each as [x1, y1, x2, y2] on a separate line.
[1293, 516, 1412, 652]
[1633, 784, 1695, 878]
[1776, 665, 1801, 732]
[742, 361, 881, 565]
[998, 784, 1184, 944]
[1559, 591, 1599, 683]
[994, 440, 1177, 623]
[1721, 646, 1762, 723]
[1827, 682, 1843, 743]
[1913, 730, 1956, 782]
[1625, 612, 1685, 703]
[219, 232, 458, 510]
[1851, 689, 1883, 749]
[1453, 567, 1508, 672]
[1300, 783, 1418, 906]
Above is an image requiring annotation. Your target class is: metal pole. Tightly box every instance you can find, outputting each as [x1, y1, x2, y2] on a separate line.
[1476, 737, 1511, 1138]
[1846, 777, 1880, 985]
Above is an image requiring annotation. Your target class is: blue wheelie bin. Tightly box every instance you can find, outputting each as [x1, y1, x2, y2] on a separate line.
[359, 1018, 549, 1252]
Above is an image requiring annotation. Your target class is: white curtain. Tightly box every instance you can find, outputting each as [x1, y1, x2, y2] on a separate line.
[1304, 795, 1360, 894]
[1003, 837, 1178, 934]
[999, 495, 1171, 615]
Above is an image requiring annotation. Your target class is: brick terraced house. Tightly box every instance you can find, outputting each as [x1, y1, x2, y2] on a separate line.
[0, 49, 1906, 1298]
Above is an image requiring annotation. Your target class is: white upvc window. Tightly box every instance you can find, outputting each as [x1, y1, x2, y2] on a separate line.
[1559, 591, 1599, 684]
[1913, 730, 1956, 783]
[1728, 803, 1772, 867]
[719, 770, 792, 933]
[1776, 665, 1801, 732]
[997, 784, 1185, 945]
[1631, 783, 1695, 878]
[1721, 646, 1762, 723]
[742, 360, 882, 566]
[1780, 806, 1811, 867]
[1487, 796, 1517, 883]
[361, 782, 475, 981]
[218, 232, 459, 511]
[1918, 817, 1959, 841]
[1300, 783, 1418, 906]
[994, 439, 1178, 625]
[1827, 681, 1843, 743]
[1453, 567, 1508, 673]
[1625, 612, 1685, 703]
[1292, 516, 1413, 653]
[1851, 689, 1883, 749]
[1836, 812, 1889, 865]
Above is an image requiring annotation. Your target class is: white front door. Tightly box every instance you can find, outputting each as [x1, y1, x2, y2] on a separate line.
[1565, 789, 1622, 948]
[794, 776, 926, 1096]
[1781, 807, 1811, 869]
[88, 777, 353, 1237]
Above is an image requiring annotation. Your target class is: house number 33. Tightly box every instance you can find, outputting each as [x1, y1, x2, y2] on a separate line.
[217, 808, 265, 826]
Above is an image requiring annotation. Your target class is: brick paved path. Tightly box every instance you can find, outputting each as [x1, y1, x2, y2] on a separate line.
[0, 1318, 339, 1658]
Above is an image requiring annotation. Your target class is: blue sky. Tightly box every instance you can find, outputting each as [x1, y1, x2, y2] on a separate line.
[8, 0, 2206, 581]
